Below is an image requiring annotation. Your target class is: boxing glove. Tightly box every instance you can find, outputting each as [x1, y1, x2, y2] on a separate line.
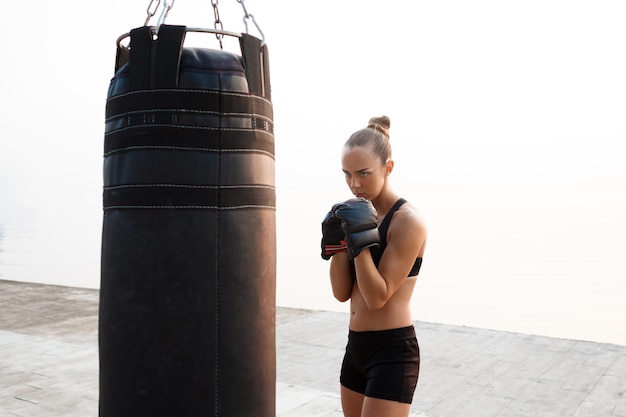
[321, 210, 347, 260]
[332, 198, 380, 259]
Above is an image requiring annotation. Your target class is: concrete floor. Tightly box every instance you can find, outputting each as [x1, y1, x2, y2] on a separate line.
[1, 279, 625, 417]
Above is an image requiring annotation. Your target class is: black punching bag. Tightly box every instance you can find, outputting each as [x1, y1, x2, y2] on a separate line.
[99, 25, 275, 417]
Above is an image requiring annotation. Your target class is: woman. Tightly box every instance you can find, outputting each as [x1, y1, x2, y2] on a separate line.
[321, 115, 427, 417]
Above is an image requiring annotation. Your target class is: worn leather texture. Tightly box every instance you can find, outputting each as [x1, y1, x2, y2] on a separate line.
[100, 25, 275, 417]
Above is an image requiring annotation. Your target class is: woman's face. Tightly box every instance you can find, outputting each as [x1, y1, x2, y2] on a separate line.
[341, 145, 388, 201]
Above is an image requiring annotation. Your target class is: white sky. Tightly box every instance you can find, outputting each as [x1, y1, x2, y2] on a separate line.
[1, 1, 625, 345]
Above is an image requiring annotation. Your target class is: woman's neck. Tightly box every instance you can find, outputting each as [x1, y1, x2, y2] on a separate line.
[371, 189, 400, 218]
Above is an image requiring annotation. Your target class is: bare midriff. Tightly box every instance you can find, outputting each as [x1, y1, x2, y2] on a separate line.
[348, 276, 417, 331]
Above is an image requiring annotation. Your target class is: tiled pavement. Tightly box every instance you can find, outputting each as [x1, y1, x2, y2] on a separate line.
[1, 279, 625, 417]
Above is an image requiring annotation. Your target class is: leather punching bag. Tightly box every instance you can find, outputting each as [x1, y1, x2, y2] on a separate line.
[99, 25, 275, 417]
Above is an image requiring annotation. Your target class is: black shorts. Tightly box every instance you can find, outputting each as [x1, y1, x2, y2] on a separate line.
[340, 326, 420, 404]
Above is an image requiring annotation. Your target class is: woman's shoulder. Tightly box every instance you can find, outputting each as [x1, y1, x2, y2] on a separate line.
[397, 200, 425, 225]
[386, 198, 427, 260]
[391, 200, 427, 239]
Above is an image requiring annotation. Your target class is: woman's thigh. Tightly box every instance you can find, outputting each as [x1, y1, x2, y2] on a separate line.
[341, 385, 364, 417]
[362, 396, 411, 417]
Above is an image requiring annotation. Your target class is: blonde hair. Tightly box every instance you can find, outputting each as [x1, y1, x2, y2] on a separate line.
[344, 115, 392, 165]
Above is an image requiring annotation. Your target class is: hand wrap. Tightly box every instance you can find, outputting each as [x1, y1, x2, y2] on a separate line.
[321, 210, 347, 260]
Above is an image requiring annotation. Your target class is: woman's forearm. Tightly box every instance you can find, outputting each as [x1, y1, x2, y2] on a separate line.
[329, 253, 353, 302]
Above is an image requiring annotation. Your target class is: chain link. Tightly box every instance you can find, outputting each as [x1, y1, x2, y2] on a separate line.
[237, 0, 265, 43]
[237, 0, 250, 19]
[144, 0, 161, 26]
[211, 0, 225, 49]
[143, 0, 264, 46]
[156, 0, 175, 28]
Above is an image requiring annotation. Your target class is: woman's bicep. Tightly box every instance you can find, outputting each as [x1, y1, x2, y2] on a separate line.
[378, 217, 425, 288]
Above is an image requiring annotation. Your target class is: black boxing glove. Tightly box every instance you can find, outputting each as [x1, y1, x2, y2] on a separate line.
[332, 198, 380, 259]
[321, 210, 347, 260]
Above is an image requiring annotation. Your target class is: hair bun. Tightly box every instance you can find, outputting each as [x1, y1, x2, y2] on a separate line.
[367, 115, 391, 139]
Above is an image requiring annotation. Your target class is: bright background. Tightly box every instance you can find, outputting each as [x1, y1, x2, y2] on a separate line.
[1, 1, 625, 345]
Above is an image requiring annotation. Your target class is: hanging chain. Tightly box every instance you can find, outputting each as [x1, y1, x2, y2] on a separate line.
[237, 0, 265, 42]
[143, 0, 265, 45]
[144, 0, 175, 29]
[156, 0, 175, 28]
[144, 0, 161, 26]
[211, 0, 225, 49]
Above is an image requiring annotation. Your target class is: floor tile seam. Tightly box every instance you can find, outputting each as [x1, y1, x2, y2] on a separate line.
[583, 374, 626, 404]
[279, 398, 342, 417]
[596, 372, 626, 383]
[605, 353, 626, 375]
[544, 385, 600, 402]
[538, 357, 580, 379]
[548, 364, 611, 377]
[279, 342, 344, 351]
[419, 396, 449, 416]
[465, 380, 499, 392]
[572, 399, 620, 416]
[4, 384, 45, 401]
[409, 412, 438, 417]
[7, 287, 626, 349]
[0, 330, 97, 352]
[276, 381, 340, 402]
[12, 396, 39, 405]
[598, 373, 626, 386]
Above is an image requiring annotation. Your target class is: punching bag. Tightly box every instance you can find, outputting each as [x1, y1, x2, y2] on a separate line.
[99, 25, 275, 417]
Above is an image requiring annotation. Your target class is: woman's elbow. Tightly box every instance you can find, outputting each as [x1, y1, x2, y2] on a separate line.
[333, 290, 351, 303]
[364, 295, 388, 310]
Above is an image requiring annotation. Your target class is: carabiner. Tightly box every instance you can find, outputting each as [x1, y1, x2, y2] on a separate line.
[156, 0, 175, 29]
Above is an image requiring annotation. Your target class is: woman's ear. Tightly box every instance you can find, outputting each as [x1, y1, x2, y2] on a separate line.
[385, 160, 394, 176]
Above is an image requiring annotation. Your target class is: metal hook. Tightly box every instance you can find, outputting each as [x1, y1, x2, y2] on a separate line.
[156, 0, 175, 31]
[237, 0, 265, 45]
[237, 0, 250, 18]
[243, 14, 265, 44]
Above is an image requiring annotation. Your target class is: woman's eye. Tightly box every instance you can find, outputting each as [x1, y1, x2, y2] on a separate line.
[360, 172, 369, 177]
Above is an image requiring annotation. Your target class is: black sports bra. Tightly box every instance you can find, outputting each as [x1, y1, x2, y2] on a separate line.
[370, 198, 423, 277]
